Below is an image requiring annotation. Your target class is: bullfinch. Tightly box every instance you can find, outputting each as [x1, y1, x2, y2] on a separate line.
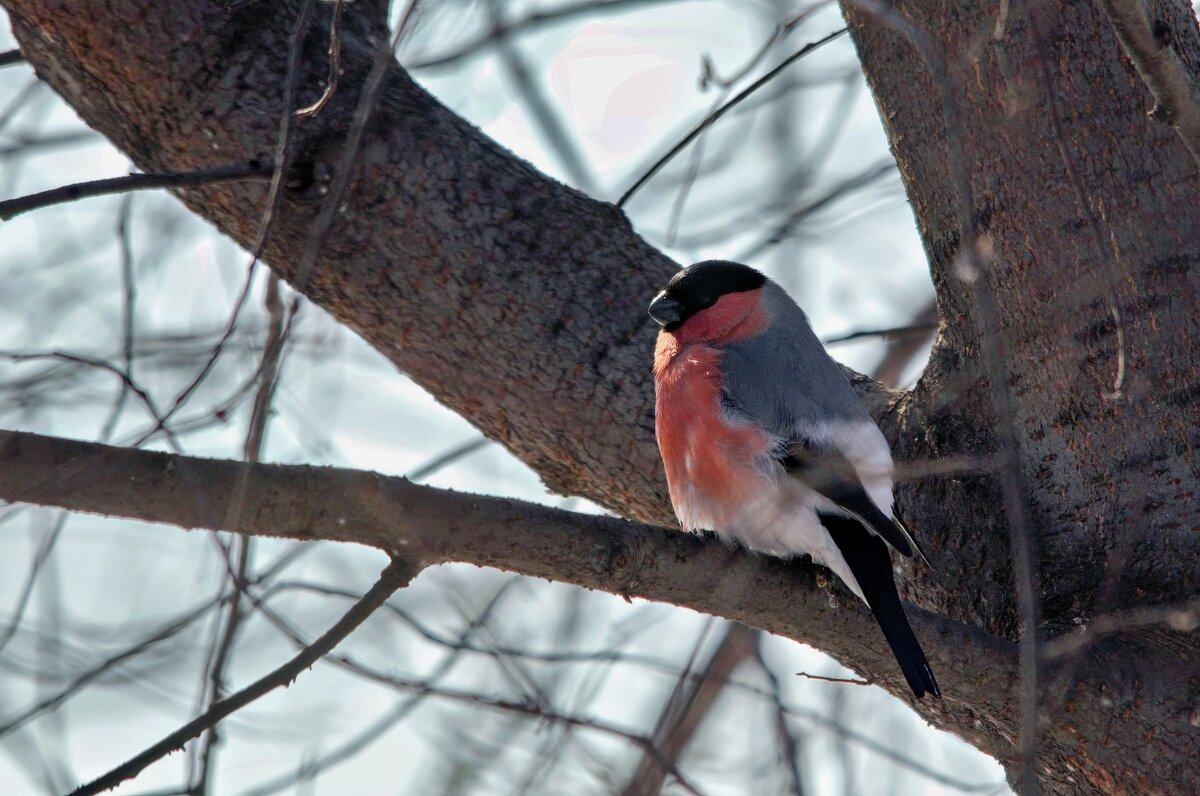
[648, 260, 939, 698]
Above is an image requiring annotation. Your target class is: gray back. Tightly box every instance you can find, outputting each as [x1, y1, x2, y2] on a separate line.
[720, 282, 867, 439]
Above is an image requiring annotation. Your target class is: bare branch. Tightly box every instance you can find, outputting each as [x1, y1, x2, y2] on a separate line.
[616, 28, 848, 207]
[483, 0, 595, 191]
[1041, 598, 1200, 659]
[823, 323, 938, 347]
[869, 299, 937, 388]
[67, 556, 416, 796]
[792, 671, 871, 686]
[753, 636, 806, 796]
[405, 436, 491, 482]
[233, 581, 522, 796]
[0, 161, 274, 221]
[249, 596, 705, 796]
[1, 351, 180, 451]
[621, 623, 757, 796]
[0, 600, 218, 741]
[295, 0, 345, 119]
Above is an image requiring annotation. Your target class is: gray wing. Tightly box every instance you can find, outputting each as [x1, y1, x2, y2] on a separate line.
[720, 283, 919, 558]
[720, 285, 866, 434]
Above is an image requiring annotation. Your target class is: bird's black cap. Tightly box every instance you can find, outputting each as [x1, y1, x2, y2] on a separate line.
[648, 260, 766, 331]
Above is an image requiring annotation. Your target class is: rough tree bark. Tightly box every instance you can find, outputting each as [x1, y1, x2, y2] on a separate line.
[1, 0, 1197, 793]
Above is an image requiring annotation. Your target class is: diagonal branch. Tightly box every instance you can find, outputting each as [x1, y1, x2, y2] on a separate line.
[621, 623, 758, 796]
[68, 556, 417, 796]
[3, 0, 679, 524]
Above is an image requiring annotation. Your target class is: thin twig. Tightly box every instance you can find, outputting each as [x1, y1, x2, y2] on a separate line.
[233, 580, 521, 796]
[622, 622, 756, 796]
[1, 351, 180, 451]
[663, 4, 830, 243]
[822, 323, 937, 346]
[0, 48, 24, 68]
[870, 299, 937, 388]
[101, 195, 138, 439]
[0, 204, 139, 670]
[249, 597, 704, 796]
[0, 79, 41, 132]
[191, 277, 287, 792]
[240, 275, 287, 463]
[410, 0, 690, 70]
[290, 0, 422, 295]
[0, 130, 98, 158]
[0, 161, 274, 221]
[189, 533, 253, 794]
[187, 4, 318, 782]
[405, 436, 491, 482]
[296, 0, 345, 118]
[67, 556, 416, 796]
[0, 513, 66, 654]
[737, 160, 897, 259]
[307, 629, 995, 792]
[793, 672, 872, 686]
[134, 0, 314, 449]
[0, 542, 314, 744]
[754, 635, 806, 796]
[0, 602, 218, 741]
[616, 28, 847, 207]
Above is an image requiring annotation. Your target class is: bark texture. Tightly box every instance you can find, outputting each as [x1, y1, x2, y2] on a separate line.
[2, 0, 1198, 792]
[841, 0, 1200, 790]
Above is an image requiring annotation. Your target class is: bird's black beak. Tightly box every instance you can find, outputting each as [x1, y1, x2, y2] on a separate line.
[648, 292, 682, 329]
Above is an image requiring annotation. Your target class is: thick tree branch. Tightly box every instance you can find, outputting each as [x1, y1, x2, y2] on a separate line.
[0, 428, 1017, 758]
[2, 0, 678, 527]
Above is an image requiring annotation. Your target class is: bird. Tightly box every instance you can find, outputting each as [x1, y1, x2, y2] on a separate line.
[647, 260, 939, 698]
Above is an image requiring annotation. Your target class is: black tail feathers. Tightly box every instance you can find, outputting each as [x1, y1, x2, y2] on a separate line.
[867, 580, 941, 698]
[820, 513, 940, 699]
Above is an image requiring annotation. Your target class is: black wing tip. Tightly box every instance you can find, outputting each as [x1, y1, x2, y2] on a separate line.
[891, 530, 914, 558]
[892, 510, 934, 568]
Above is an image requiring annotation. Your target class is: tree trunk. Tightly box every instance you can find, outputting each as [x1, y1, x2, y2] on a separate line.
[841, 0, 1200, 790]
[1, 0, 1197, 792]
